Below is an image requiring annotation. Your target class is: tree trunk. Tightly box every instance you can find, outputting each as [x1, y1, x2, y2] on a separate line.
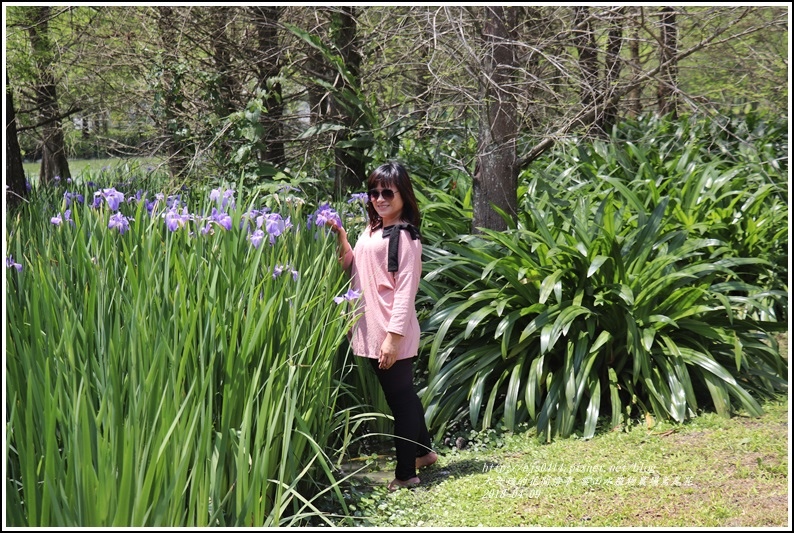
[6, 70, 28, 210]
[156, 6, 190, 180]
[657, 7, 679, 119]
[307, 10, 332, 124]
[251, 6, 286, 167]
[331, 6, 365, 197]
[599, 8, 624, 134]
[26, 6, 71, 184]
[209, 7, 235, 118]
[573, 7, 599, 111]
[472, 6, 518, 233]
[627, 7, 643, 118]
[80, 114, 90, 138]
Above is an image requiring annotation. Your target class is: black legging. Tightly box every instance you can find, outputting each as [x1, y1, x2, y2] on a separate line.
[368, 357, 433, 481]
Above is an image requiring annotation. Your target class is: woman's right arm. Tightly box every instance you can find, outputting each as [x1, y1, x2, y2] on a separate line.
[326, 220, 354, 273]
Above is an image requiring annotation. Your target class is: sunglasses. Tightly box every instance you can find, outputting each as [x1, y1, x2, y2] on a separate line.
[368, 188, 397, 200]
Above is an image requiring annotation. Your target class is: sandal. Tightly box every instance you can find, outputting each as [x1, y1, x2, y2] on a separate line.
[387, 477, 420, 492]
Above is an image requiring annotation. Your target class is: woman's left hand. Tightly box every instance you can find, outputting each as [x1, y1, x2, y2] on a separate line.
[379, 332, 404, 370]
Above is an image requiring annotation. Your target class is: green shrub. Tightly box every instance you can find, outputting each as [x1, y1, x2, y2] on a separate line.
[418, 113, 788, 443]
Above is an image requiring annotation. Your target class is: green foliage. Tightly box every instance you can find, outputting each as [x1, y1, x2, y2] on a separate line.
[582, 110, 788, 319]
[216, 88, 332, 197]
[286, 21, 380, 195]
[5, 174, 362, 526]
[678, 7, 788, 116]
[418, 113, 788, 443]
[223, 89, 284, 181]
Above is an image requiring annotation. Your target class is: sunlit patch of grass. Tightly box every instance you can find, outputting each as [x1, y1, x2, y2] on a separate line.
[23, 157, 165, 184]
[338, 394, 788, 527]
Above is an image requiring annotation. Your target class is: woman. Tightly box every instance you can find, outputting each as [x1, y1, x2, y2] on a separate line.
[327, 162, 437, 491]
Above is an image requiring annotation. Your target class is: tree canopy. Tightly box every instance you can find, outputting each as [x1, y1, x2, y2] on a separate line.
[4, 5, 789, 227]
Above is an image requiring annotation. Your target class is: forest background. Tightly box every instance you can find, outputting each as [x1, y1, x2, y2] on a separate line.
[5, 5, 788, 221]
[3, 3, 790, 528]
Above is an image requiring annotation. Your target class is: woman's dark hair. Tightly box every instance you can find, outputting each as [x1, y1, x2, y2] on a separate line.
[366, 162, 421, 233]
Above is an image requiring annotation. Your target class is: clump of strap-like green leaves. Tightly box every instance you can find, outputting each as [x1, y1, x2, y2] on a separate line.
[418, 111, 788, 443]
[5, 169, 364, 527]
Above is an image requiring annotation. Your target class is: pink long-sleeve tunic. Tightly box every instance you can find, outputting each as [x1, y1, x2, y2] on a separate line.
[348, 226, 422, 360]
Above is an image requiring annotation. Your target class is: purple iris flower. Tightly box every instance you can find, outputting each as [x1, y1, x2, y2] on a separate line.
[165, 195, 182, 210]
[265, 214, 283, 236]
[263, 213, 292, 244]
[309, 203, 342, 229]
[238, 208, 264, 231]
[93, 188, 125, 211]
[51, 210, 74, 226]
[239, 210, 257, 232]
[348, 192, 369, 204]
[165, 207, 191, 232]
[108, 212, 130, 234]
[248, 229, 265, 248]
[209, 188, 235, 209]
[222, 189, 236, 210]
[64, 191, 84, 206]
[6, 255, 22, 272]
[210, 208, 233, 231]
[105, 190, 124, 211]
[272, 263, 299, 281]
[333, 288, 361, 305]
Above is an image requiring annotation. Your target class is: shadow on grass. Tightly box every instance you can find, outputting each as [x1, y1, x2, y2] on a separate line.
[416, 457, 491, 488]
[338, 454, 491, 491]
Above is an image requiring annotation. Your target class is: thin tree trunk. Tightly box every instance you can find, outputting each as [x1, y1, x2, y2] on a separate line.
[80, 114, 90, 138]
[251, 6, 285, 167]
[209, 7, 234, 118]
[6, 70, 28, 210]
[331, 6, 365, 197]
[573, 7, 599, 111]
[156, 6, 190, 179]
[414, 25, 432, 140]
[27, 6, 70, 184]
[600, 8, 624, 133]
[657, 7, 679, 118]
[473, 6, 518, 232]
[627, 7, 643, 118]
[307, 10, 332, 124]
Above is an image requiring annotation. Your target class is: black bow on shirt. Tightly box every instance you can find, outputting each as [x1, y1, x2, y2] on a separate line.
[381, 223, 420, 273]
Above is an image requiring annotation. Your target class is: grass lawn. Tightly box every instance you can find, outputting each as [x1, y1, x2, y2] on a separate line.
[334, 333, 790, 528]
[22, 157, 164, 183]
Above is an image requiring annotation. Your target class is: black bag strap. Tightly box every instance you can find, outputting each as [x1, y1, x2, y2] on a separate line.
[381, 223, 420, 273]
